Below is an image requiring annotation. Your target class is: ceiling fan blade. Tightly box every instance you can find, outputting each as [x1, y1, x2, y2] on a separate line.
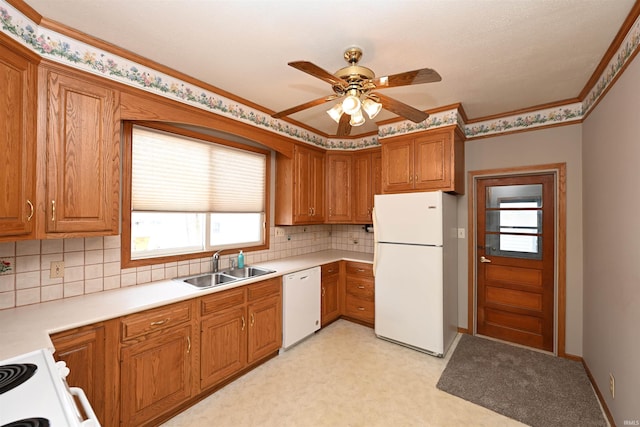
[288, 61, 347, 87]
[372, 68, 441, 88]
[272, 95, 338, 118]
[337, 113, 352, 137]
[374, 93, 429, 123]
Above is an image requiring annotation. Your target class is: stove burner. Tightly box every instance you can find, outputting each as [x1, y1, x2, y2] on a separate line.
[1, 419, 50, 427]
[0, 364, 37, 395]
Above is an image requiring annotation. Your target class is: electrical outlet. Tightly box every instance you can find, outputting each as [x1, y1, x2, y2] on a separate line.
[50, 261, 64, 279]
[457, 228, 466, 239]
[275, 227, 285, 237]
[609, 373, 615, 399]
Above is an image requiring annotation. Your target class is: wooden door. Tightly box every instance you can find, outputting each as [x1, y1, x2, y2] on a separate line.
[0, 41, 36, 240]
[353, 153, 372, 223]
[43, 67, 120, 235]
[476, 174, 555, 351]
[120, 325, 193, 426]
[200, 307, 247, 389]
[414, 131, 451, 190]
[247, 296, 281, 364]
[326, 153, 352, 222]
[382, 138, 414, 192]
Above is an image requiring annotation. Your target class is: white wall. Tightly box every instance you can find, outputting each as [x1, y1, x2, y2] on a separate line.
[582, 54, 640, 424]
[459, 124, 584, 356]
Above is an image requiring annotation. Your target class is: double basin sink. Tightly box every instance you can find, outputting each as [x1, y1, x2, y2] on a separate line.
[175, 266, 276, 289]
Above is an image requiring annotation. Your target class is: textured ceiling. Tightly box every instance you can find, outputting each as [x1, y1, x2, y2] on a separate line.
[24, 0, 637, 137]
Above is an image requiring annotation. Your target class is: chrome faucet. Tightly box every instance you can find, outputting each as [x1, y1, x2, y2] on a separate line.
[212, 250, 222, 273]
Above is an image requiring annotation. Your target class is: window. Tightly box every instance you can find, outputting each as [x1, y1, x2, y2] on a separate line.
[124, 123, 269, 265]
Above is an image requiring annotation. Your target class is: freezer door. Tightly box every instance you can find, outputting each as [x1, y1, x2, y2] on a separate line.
[374, 191, 443, 245]
[374, 243, 444, 354]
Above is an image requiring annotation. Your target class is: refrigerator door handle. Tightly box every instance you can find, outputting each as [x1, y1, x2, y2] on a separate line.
[372, 207, 378, 277]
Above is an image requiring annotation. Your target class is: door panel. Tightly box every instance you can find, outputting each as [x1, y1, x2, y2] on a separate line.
[476, 174, 554, 351]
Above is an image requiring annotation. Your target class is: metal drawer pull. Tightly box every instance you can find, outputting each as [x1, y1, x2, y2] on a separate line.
[357, 285, 365, 289]
[241, 315, 246, 331]
[26, 200, 34, 221]
[358, 307, 365, 311]
[150, 318, 170, 326]
[357, 268, 365, 272]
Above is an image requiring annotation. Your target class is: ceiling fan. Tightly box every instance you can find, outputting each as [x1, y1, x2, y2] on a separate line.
[272, 47, 441, 137]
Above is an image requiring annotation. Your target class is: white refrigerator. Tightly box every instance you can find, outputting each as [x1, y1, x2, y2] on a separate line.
[373, 191, 458, 357]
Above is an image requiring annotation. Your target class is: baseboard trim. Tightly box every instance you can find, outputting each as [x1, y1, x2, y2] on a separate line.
[457, 327, 470, 334]
[582, 358, 617, 427]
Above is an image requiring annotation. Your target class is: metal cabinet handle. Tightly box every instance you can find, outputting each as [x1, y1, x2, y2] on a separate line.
[415, 174, 418, 181]
[250, 313, 255, 327]
[187, 336, 191, 354]
[150, 318, 169, 326]
[480, 256, 492, 263]
[357, 268, 365, 272]
[51, 200, 56, 222]
[358, 307, 365, 311]
[26, 200, 34, 221]
[321, 286, 325, 297]
[357, 285, 365, 289]
[241, 315, 246, 331]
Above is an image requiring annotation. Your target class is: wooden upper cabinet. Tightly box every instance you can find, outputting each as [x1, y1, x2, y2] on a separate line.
[352, 149, 381, 223]
[38, 63, 120, 237]
[0, 37, 37, 241]
[326, 153, 352, 223]
[381, 126, 465, 195]
[276, 143, 326, 225]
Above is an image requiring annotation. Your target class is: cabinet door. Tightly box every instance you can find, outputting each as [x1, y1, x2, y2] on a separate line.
[200, 307, 247, 390]
[321, 273, 340, 326]
[43, 67, 120, 235]
[372, 150, 382, 196]
[247, 295, 282, 364]
[0, 41, 36, 240]
[310, 150, 326, 222]
[51, 326, 106, 426]
[293, 146, 313, 223]
[382, 138, 414, 192]
[326, 153, 352, 223]
[414, 131, 452, 190]
[120, 325, 193, 426]
[352, 153, 372, 223]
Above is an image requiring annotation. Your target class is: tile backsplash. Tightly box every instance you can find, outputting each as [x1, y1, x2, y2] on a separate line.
[0, 224, 373, 310]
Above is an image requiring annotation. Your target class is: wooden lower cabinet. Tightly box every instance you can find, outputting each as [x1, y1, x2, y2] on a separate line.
[200, 277, 282, 390]
[119, 300, 196, 427]
[321, 262, 341, 326]
[50, 321, 118, 427]
[343, 261, 375, 327]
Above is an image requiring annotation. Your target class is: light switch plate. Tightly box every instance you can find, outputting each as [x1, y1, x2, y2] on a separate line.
[50, 261, 64, 279]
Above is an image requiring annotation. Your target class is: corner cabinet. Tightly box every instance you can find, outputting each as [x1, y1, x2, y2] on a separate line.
[276, 144, 325, 225]
[37, 63, 120, 237]
[0, 36, 38, 241]
[381, 126, 464, 195]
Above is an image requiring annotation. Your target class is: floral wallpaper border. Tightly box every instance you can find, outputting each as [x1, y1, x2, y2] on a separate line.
[1, 1, 639, 146]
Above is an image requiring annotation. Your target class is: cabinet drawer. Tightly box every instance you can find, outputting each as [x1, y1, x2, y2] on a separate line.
[201, 288, 246, 316]
[346, 279, 374, 300]
[345, 261, 373, 278]
[344, 295, 375, 323]
[321, 261, 340, 277]
[247, 277, 281, 302]
[121, 302, 192, 341]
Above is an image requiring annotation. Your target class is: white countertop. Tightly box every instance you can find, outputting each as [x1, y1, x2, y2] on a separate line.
[0, 250, 372, 361]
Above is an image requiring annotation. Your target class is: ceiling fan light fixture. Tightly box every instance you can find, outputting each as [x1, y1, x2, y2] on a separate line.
[342, 94, 361, 115]
[362, 98, 382, 119]
[349, 109, 365, 127]
[327, 103, 344, 123]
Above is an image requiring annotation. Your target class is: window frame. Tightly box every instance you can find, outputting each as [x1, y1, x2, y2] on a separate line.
[121, 121, 271, 268]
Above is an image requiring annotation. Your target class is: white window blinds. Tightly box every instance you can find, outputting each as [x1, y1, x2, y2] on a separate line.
[132, 126, 266, 213]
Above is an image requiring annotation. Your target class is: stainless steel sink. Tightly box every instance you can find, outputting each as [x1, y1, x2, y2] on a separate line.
[175, 265, 275, 289]
[223, 266, 275, 279]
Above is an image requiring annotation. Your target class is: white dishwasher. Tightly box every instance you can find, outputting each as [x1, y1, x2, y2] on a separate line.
[282, 266, 321, 350]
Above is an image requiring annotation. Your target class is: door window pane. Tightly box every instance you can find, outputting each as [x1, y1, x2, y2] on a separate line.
[486, 184, 542, 208]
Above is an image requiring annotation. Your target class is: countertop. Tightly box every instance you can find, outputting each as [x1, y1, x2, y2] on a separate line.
[0, 250, 373, 361]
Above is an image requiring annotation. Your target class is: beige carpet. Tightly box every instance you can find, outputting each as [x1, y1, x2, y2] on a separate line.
[163, 320, 524, 426]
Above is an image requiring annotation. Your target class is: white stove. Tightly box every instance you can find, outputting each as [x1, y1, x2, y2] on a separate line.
[0, 349, 100, 427]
